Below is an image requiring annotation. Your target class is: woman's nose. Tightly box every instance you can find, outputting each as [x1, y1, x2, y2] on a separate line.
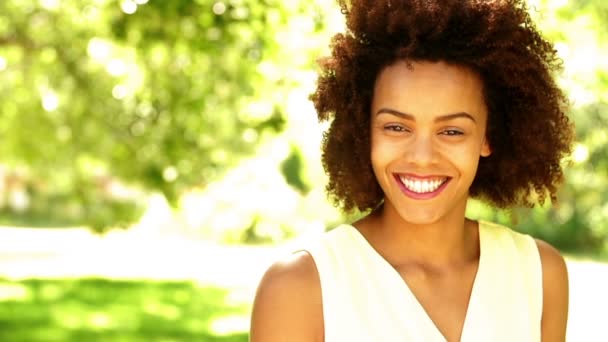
[406, 134, 438, 165]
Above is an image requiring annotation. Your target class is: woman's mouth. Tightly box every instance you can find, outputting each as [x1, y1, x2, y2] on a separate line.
[395, 174, 451, 199]
[399, 176, 447, 193]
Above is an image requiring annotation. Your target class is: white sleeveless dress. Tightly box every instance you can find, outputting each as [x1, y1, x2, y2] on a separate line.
[297, 221, 543, 342]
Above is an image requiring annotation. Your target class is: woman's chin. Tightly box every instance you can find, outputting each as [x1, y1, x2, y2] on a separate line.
[394, 211, 444, 226]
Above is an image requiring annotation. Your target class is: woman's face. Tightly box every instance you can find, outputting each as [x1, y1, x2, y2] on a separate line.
[370, 60, 491, 224]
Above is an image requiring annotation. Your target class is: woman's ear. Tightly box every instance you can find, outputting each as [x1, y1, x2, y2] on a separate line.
[481, 137, 492, 157]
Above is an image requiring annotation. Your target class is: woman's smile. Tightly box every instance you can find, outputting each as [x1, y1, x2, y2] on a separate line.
[395, 174, 451, 198]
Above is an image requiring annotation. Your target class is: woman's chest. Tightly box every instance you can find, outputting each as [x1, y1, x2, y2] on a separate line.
[393, 263, 479, 341]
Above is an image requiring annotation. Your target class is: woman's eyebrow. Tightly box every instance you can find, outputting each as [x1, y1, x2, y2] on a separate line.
[375, 108, 476, 123]
[375, 108, 414, 120]
[435, 112, 476, 123]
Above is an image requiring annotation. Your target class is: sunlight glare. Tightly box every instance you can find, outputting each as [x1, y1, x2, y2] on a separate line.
[209, 315, 250, 336]
[88, 312, 112, 329]
[0, 56, 7, 71]
[212, 2, 226, 15]
[163, 166, 179, 182]
[121, 0, 137, 14]
[553, 0, 569, 8]
[572, 143, 589, 163]
[231, 6, 249, 20]
[256, 61, 281, 82]
[0, 283, 31, 301]
[112, 84, 128, 99]
[267, 137, 290, 163]
[87, 38, 112, 62]
[241, 128, 258, 143]
[39, 0, 60, 10]
[244, 100, 273, 122]
[42, 91, 59, 112]
[568, 84, 596, 107]
[106, 59, 127, 76]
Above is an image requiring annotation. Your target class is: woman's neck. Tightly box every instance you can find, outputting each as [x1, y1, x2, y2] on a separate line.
[353, 202, 479, 268]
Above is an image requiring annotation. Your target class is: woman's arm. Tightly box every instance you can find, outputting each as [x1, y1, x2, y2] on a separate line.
[536, 239, 569, 342]
[250, 251, 324, 342]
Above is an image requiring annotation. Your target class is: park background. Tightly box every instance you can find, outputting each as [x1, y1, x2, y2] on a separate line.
[0, 0, 606, 340]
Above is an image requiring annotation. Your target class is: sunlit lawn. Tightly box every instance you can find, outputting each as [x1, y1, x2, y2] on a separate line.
[0, 278, 248, 342]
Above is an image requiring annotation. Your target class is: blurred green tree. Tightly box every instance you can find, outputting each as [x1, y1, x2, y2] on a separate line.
[521, 0, 608, 254]
[0, 0, 323, 231]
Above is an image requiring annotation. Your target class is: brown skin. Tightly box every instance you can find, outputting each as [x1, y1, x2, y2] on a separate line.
[250, 251, 324, 342]
[369, 61, 490, 229]
[252, 0, 572, 340]
[538, 239, 569, 341]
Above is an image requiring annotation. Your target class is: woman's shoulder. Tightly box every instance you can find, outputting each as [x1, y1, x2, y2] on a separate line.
[479, 220, 567, 265]
[254, 251, 321, 296]
[535, 239, 569, 339]
[479, 220, 568, 339]
[479, 220, 539, 249]
[534, 238, 568, 295]
[250, 251, 324, 342]
[478, 220, 566, 257]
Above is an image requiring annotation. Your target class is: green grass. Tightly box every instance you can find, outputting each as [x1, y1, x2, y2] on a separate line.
[0, 278, 249, 342]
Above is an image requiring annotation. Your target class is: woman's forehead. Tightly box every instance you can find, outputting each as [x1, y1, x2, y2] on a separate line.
[372, 60, 487, 120]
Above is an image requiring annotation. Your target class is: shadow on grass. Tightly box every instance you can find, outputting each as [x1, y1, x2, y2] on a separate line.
[0, 278, 249, 342]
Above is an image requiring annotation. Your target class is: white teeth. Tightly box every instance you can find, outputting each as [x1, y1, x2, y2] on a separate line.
[399, 176, 447, 194]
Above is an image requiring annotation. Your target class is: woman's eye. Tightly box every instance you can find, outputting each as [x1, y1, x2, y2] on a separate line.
[441, 129, 464, 136]
[384, 124, 408, 132]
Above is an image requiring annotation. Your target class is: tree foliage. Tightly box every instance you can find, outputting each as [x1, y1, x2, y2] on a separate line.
[521, 0, 608, 253]
[0, 0, 318, 231]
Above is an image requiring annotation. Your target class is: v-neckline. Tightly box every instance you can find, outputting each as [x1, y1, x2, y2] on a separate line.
[344, 222, 486, 342]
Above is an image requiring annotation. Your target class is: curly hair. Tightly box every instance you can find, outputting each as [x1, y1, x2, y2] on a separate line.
[311, 0, 574, 212]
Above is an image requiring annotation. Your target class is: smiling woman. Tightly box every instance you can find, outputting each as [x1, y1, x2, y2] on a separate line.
[250, 0, 574, 341]
[370, 61, 491, 224]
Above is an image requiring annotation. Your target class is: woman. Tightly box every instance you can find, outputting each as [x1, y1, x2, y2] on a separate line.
[250, 0, 573, 341]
